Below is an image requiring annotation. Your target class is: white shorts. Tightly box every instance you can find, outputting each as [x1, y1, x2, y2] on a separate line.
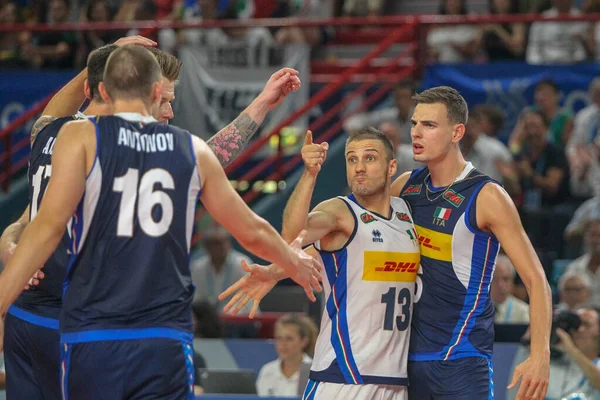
[303, 379, 407, 400]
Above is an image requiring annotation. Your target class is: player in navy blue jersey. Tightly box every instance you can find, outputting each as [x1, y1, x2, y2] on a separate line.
[0, 46, 321, 400]
[0, 36, 158, 400]
[390, 87, 551, 400]
[0, 40, 301, 399]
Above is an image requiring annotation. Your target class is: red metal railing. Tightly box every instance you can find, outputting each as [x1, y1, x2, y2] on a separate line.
[189, 22, 417, 244]
[2, 13, 598, 200]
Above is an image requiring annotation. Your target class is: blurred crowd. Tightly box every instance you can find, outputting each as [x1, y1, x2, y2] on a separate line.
[4, 0, 600, 69]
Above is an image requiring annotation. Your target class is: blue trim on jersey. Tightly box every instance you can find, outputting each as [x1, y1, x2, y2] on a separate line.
[441, 233, 499, 360]
[187, 133, 202, 198]
[60, 327, 193, 344]
[7, 305, 59, 330]
[346, 193, 393, 221]
[60, 343, 72, 400]
[63, 199, 85, 297]
[320, 249, 363, 384]
[488, 360, 495, 399]
[316, 198, 358, 254]
[182, 342, 195, 399]
[408, 351, 489, 361]
[464, 181, 496, 238]
[302, 379, 319, 400]
[86, 117, 100, 179]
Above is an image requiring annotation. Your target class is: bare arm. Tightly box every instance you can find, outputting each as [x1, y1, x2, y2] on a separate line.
[556, 328, 600, 390]
[282, 170, 318, 242]
[206, 68, 301, 168]
[478, 183, 550, 397]
[195, 136, 303, 277]
[41, 68, 87, 120]
[0, 121, 94, 317]
[390, 171, 412, 197]
[0, 206, 29, 265]
[532, 167, 564, 197]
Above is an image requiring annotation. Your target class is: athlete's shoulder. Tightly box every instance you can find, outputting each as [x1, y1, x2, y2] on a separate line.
[31, 115, 78, 146]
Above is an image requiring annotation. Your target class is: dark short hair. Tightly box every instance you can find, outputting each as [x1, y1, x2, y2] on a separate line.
[146, 47, 182, 82]
[535, 79, 559, 94]
[472, 104, 505, 133]
[413, 86, 469, 125]
[395, 80, 415, 93]
[346, 127, 395, 161]
[87, 44, 118, 100]
[525, 109, 549, 128]
[103, 46, 162, 103]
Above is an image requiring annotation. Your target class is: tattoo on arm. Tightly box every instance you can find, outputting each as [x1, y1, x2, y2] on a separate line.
[206, 113, 259, 168]
[30, 116, 57, 147]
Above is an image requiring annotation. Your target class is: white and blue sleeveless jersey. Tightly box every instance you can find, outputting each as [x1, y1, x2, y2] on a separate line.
[310, 194, 420, 386]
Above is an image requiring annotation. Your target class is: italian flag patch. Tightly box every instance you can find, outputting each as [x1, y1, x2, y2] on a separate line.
[434, 207, 451, 220]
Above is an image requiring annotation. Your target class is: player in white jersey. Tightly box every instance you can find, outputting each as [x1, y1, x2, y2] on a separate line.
[221, 128, 420, 400]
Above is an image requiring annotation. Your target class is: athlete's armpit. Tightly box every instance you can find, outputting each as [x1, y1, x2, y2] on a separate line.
[30, 116, 57, 147]
[206, 113, 259, 168]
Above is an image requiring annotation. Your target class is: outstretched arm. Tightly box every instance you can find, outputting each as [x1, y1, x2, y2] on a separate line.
[478, 183, 550, 400]
[206, 68, 301, 167]
[194, 136, 319, 290]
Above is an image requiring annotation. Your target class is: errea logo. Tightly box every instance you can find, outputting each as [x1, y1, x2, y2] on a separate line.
[372, 229, 383, 243]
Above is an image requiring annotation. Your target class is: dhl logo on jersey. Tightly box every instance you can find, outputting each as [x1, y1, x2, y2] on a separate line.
[414, 224, 452, 262]
[362, 251, 420, 282]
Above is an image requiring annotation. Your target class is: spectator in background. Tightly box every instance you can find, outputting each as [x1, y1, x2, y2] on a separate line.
[473, 103, 505, 138]
[344, 80, 415, 143]
[480, 0, 525, 61]
[256, 314, 317, 397]
[191, 225, 256, 314]
[341, 0, 384, 17]
[564, 219, 600, 307]
[426, 0, 479, 63]
[567, 77, 600, 199]
[274, 0, 334, 47]
[556, 271, 593, 312]
[508, 307, 600, 400]
[530, 79, 574, 149]
[180, 0, 225, 46]
[81, 0, 120, 53]
[526, 0, 588, 64]
[461, 108, 520, 197]
[0, 1, 36, 68]
[512, 109, 570, 208]
[378, 120, 422, 177]
[492, 255, 530, 324]
[119, 0, 178, 53]
[565, 198, 600, 243]
[34, 0, 78, 69]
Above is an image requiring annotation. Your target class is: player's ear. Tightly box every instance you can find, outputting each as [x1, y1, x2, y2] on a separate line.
[388, 158, 397, 178]
[98, 82, 111, 103]
[152, 80, 163, 103]
[84, 79, 92, 100]
[452, 124, 465, 143]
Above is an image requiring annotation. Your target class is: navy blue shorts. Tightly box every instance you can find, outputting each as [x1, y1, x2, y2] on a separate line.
[4, 307, 62, 400]
[408, 357, 494, 400]
[60, 339, 195, 400]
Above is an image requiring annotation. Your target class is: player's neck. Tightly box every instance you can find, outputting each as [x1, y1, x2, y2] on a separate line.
[354, 190, 392, 218]
[111, 99, 152, 117]
[84, 100, 111, 116]
[427, 147, 468, 188]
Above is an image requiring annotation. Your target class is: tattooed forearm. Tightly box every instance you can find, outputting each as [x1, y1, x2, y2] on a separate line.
[206, 113, 259, 168]
[30, 116, 57, 147]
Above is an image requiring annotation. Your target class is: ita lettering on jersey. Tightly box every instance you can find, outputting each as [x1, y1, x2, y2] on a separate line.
[432, 206, 452, 227]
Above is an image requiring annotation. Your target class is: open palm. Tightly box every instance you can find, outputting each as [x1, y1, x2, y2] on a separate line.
[219, 260, 278, 318]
